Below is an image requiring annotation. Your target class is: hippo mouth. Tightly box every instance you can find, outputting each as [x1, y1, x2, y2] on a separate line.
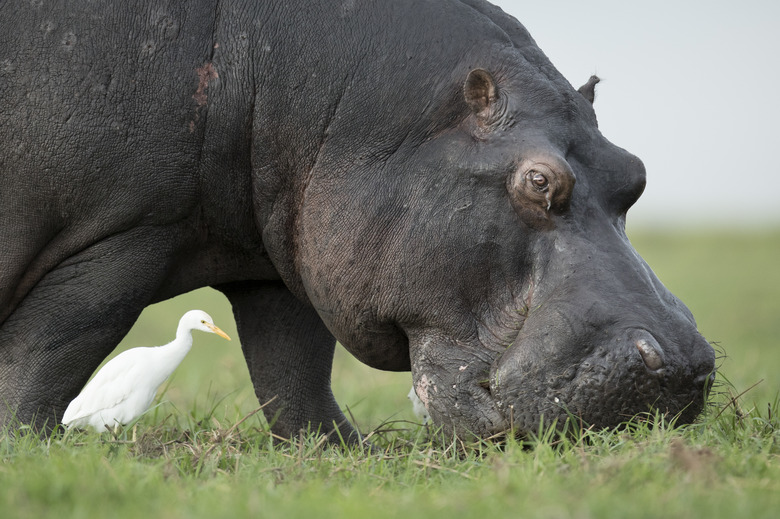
[410, 333, 510, 437]
[486, 330, 715, 436]
[410, 315, 716, 439]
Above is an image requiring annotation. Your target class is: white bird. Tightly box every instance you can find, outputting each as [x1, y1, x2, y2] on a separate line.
[62, 310, 231, 432]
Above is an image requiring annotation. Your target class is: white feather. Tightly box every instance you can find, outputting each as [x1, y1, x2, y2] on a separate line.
[62, 310, 230, 431]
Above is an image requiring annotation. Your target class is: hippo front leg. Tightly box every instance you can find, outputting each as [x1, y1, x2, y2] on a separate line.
[0, 228, 179, 431]
[216, 281, 359, 444]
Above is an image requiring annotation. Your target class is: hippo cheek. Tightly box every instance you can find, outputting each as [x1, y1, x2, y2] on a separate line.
[409, 335, 509, 438]
[489, 328, 715, 434]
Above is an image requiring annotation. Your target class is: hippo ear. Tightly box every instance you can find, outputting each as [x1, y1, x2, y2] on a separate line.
[577, 75, 600, 104]
[464, 69, 504, 126]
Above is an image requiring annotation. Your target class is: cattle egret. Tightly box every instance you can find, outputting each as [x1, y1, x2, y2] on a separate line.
[62, 310, 231, 431]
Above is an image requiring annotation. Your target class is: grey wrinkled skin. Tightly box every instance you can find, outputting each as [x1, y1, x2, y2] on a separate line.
[0, 0, 714, 440]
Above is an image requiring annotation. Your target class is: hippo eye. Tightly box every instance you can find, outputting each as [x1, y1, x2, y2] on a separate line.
[529, 171, 549, 191]
[508, 158, 575, 222]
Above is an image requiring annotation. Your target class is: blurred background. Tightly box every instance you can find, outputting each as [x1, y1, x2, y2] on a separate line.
[115, 0, 779, 432]
[496, 0, 780, 227]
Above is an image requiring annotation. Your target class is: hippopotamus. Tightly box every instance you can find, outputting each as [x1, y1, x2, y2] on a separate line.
[0, 0, 715, 440]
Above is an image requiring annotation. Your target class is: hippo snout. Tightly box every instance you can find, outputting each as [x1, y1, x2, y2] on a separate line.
[632, 330, 664, 371]
[627, 328, 715, 389]
[489, 321, 716, 434]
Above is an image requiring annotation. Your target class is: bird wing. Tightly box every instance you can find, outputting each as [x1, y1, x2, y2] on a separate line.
[62, 348, 154, 425]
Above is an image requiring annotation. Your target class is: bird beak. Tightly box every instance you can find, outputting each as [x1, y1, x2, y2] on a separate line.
[205, 323, 231, 341]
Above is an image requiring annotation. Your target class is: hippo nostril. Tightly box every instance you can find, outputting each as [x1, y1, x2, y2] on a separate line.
[635, 338, 664, 370]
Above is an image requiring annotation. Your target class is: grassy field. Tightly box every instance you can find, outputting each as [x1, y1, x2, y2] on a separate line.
[2, 229, 779, 518]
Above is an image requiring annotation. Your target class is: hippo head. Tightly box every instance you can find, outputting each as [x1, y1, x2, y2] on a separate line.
[289, 19, 715, 439]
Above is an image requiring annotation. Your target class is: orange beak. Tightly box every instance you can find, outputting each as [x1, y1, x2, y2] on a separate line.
[205, 322, 231, 341]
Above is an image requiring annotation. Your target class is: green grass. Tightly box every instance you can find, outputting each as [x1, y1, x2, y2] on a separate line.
[1, 229, 779, 518]
[631, 229, 780, 405]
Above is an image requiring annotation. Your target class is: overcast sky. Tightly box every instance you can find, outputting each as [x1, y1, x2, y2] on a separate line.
[491, 0, 780, 228]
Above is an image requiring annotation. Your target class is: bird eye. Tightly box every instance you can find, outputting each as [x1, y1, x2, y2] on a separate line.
[529, 170, 549, 191]
[201, 320, 206, 324]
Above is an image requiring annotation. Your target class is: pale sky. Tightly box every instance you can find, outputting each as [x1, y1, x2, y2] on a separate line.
[492, 0, 780, 227]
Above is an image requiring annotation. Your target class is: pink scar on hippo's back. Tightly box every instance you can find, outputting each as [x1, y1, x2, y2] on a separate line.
[193, 62, 218, 107]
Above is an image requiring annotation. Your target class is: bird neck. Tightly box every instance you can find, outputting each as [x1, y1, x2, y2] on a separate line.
[164, 324, 196, 361]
